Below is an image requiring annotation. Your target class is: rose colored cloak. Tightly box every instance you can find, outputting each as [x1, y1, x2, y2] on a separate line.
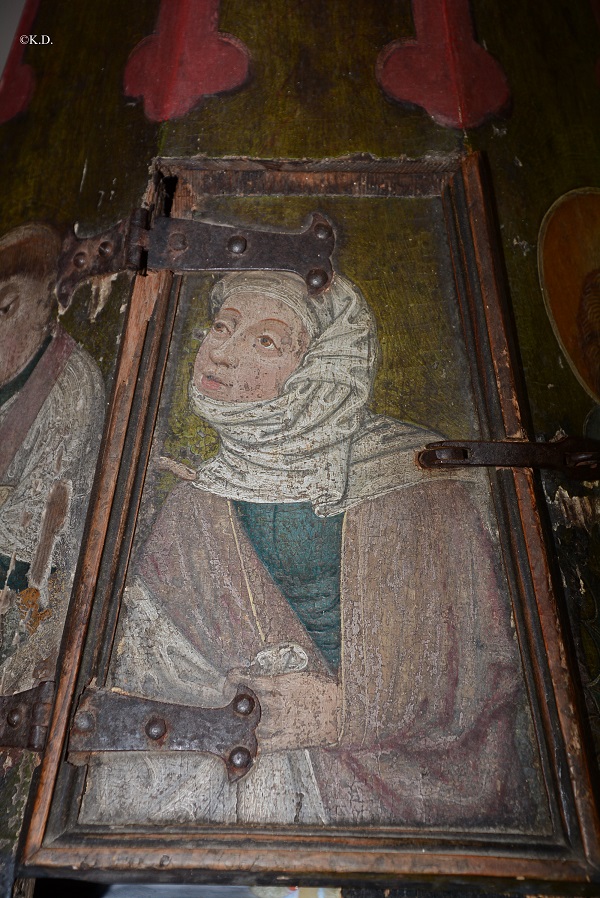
[81, 478, 549, 832]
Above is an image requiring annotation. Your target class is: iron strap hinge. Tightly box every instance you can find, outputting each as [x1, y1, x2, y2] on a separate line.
[55, 209, 335, 309]
[418, 436, 600, 480]
[67, 685, 261, 782]
[0, 681, 54, 751]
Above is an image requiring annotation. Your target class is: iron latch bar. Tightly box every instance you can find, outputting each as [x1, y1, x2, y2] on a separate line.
[418, 436, 600, 480]
[55, 209, 335, 308]
[68, 685, 261, 782]
[0, 681, 54, 751]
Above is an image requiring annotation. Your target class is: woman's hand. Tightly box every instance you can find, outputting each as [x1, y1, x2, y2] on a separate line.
[225, 669, 340, 753]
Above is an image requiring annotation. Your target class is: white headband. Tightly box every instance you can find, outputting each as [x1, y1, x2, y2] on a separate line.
[210, 270, 321, 339]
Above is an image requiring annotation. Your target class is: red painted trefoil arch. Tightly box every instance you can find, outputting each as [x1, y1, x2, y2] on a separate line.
[376, 0, 511, 130]
[124, 0, 250, 122]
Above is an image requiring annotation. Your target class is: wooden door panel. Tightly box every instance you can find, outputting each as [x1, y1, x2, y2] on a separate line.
[20, 154, 600, 892]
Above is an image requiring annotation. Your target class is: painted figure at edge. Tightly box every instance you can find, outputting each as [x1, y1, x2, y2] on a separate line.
[0, 225, 104, 692]
[89, 270, 545, 829]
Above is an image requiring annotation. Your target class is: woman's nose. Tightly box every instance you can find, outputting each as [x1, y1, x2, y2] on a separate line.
[209, 336, 239, 367]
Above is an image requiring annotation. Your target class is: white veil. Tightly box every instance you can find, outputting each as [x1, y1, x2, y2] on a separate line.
[190, 271, 442, 516]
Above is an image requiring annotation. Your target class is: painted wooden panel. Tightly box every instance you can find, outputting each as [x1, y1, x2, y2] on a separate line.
[0, 225, 104, 689]
[0, 223, 131, 892]
[1, 1, 600, 894]
[20, 158, 600, 892]
[77, 231, 545, 832]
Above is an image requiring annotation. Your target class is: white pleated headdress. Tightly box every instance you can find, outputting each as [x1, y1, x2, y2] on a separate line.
[190, 270, 442, 516]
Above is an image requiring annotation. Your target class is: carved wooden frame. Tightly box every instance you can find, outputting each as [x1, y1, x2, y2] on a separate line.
[19, 153, 600, 892]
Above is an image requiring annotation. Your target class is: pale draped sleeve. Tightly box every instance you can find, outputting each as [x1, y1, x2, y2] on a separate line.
[83, 483, 332, 827]
[0, 343, 105, 694]
[85, 478, 545, 830]
[308, 477, 546, 828]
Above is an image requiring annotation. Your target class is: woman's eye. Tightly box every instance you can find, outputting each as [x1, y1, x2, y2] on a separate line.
[258, 335, 276, 348]
[0, 300, 15, 317]
[212, 321, 229, 335]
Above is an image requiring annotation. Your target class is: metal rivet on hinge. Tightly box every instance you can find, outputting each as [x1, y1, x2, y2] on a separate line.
[227, 235, 247, 255]
[313, 222, 333, 240]
[234, 695, 255, 716]
[98, 240, 114, 257]
[167, 232, 188, 253]
[145, 716, 167, 740]
[6, 709, 22, 728]
[229, 746, 251, 769]
[306, 269, 328, 290]
[74, 711, 95, 732]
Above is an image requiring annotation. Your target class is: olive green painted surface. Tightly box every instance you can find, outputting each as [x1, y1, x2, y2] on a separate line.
[0, 0, 160, 233]
[1, 0, 599, 436]
[467, 0, 600, 437]
[151, 195, 478, 527]
[157, 0, 600, 439]
[59, 273, 132, 380]
[157, 0, 460, 160]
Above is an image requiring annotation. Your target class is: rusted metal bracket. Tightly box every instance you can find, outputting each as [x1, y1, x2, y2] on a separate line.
[147, 211, 334, 290]
[0, 681, 54, 751]
[68, 685, 261, 782]
[418, 436, 600, 480]
[56, 210, 149, 309]
[55, 209, 335, 308]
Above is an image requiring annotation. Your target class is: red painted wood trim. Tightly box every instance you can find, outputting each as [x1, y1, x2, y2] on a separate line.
[376, 0, 511, 130]
[0, 0, 41, 125]
[124, 0, 250, 122]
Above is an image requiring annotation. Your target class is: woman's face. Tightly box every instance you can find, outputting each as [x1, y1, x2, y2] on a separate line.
[193, 291, 310, 402]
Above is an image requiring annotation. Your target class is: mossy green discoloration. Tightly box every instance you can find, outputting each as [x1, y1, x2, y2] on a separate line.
[58, 273, 132, 382]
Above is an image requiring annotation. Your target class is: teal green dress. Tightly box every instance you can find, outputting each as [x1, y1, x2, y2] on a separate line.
[233, 501, 343, 671]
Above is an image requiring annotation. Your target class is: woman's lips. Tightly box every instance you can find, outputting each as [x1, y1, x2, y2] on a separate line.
[199, 373, 228, 391]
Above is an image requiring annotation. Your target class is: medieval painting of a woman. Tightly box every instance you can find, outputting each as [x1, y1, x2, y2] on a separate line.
[81, 269, 547, 832]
